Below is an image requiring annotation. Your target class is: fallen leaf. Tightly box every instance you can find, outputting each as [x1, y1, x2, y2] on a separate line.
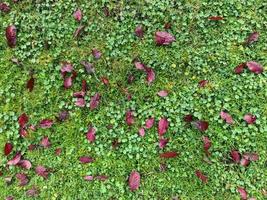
[7, 152, 21, 166]
[158, 117, 169, 136]
[4, 143, 13, 156]
[86, 126, 96, 143]
[237, 187, 248, 200]
[246, 61, 264, 74]
[126, 110, 134, 126]
[193, 120, 209, 132]
[158, 90, 168, 97]
[145, 118, 154, 129]
[195, 170, 208, 183]
[135, 25, 144, 38]
[73, 9, 82, 22]
[16, 173, 29, 186]
[220, 111, 234, 124]
[40, 119, 53, 128]
[128, 171, 140, 191]
[159, 138, 169, 149]
[155, 31, 175, 45]
[79, 156, 94, 164]
[160, 151, 178, 158]
[6, 25, 16, 48]
[245, 32, 259, 45]
[90, 93, 101, 110]
[243, 114, 256, 124]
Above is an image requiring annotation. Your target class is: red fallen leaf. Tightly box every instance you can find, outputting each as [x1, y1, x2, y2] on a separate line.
[198, 80, 208, 87]
[195, 170, 208, 183]
[127, 74, 135, 84]
[19, 128, 28, 138]
[16, 173, 29, 186]
[230, 150, 241, 163]
[90, 93, 101, 110]
[18, 113, 28, 128]
[73, 9, 82, 22]
[237, 187, 248, 200]
[84, 175, 94, 181]
[243, 153, 259, 161]
[92, 48, 101, 59]
[73, 91, 85, 98]
[202, 136, 211, 156]
[7, 152, 21, 166]
[245, 32, 259, 45]
[81, 61, 95, 74]
[18, 160, 32, 170]
[26, 187, 39, 197]
[164, 22, 172, 29]
[220, 111, 234, 124]
[6, 25, 17, 48]
[35, 166, 49, 179]
[138, 128, 145, 137]
[57, 110, 69, 122]
[5, 196, 14, 200]
[125, 110, 134, 126]
[95, 175, 108, 181]
[0, 171, 2, 176]
[193, 120, 209, 132]
[160, 151, 178, 158]
[243, 114, 256, 124]
[82, 79, 87, 92]
[0, 3, 11, 13]
[145, 67, 155, 84]
[75, 98, 86, 107]
[4, 143, 13, 156]
[145, 118, 154, 129]
[234, 63, 246, 74]
[26, 76, 34, 92]
[101, 77, 109, 85]
[60, 62, 73, 77]
[158, 90, 168, 97]
[240, 158, 250, 167]
[159, 138, 169, 149]
[40, 119, 53, 128]
[184, 114, 193, 123]
[103, 6, 110, 17]
[28, 144, 37, 151]
[74, 25, 85, 38]
[29, 124, 36, 131]
[79, 156, 94, 164]
[55, 148, 62, 156]
[135, 25, 144, 38]
[134, 61, 145, 70]
[86, 126, 96, 143]
[246, 61, 264, 74]
[155, 31, 175, 46]
[208, 16, 224, 20]
[64, 77, 72, 89]
[40, 136, 51, 148]
[158, 117, 169, 136]
[128, 171, 140, 191]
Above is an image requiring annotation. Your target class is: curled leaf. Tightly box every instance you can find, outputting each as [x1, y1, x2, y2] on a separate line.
[35, 166, 49, 179]
[86, 126, 96, 143]
[135, 25, 144, 38]
[128, 171, 140, 191]
[40, 136, 51, 148]
[155, 31, 175, 45]
[198, 80, 208, 87]
[73, 9, 82, 22]
[195, 170, 208, 183]
[220, 111, 234, 124]
[40, 119, 53, 128]
[4, 143, 13, 156]
[6, 25, 16, 48]
[16, 173, 29, 186]
[184, 114, 193, 123]
[237, 187, 248, 200]
[243, 114, 256, 124]
[74, 25, 85, 38]
[230, 150, 241, 163]
[159, 138, 169, 149]
[144, 67, 155, 84]
[79, 156, 94, 164]
[18, 113, 28, 128]
[75, 98, 86, 107]
[7, 152, 21, 166]
[243, 153, 259, 161]
[234, 63, 246, 74]
[90, 93, 101, 110]
[193, 120, 209, 132]
[145, 118, 154, 129]
[202, 136, 211, 156]
[81, 61, 95, 74]
[158, 117, 169, 136]
[18, 160, 32, 170]
[245, 32, 259, 45]
[246, 61, 263, 74]
[126, 110, 134, 126]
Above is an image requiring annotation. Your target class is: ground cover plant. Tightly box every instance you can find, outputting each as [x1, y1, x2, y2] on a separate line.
[0, 0, 267, 199]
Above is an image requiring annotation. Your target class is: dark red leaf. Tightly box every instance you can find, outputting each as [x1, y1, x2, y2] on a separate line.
[198, 80, 208, 87]
[145, 118, 154, 129]
[28, 144, 37, 151]
[145, 67, 155, 84]
[39, 119, 53, 128]
[90, 93, 101, 110]
[16, 173, 29, 186]
[7, 152, 21, 166]
[35, 166, 49, 179]
[184, 114, 193, 123]
[245, 32, 259, 45]
[128, 171, 140, 191]
[246, 61, 264, 74]
[202, 136, 211, 156]
[159, 138, 169, 149]
[40, 136, 51, 148]
[26, 187, 39, 197]
[243, 114, 256, 124]
[158, 90, 168, 97]
[193, 120, 209, 132]
[26, 77, 34, 92]
[82, 79, 87, 92]
[138, 128, 145, 137]
[164, 22, 172, 29]
[195, 170, 208, 183]
[73, 9, 82, 22]
[18, 113, 28, 128]
[0, 3, 10, 13]
[18, 160, 32, 170]
[160, 151, 178, 158]
[92, 48, 101, 59]
[19, 128, 28, 138]
[155, 31, 175, 45]
[158, 117, 169, 136]
[79, 156, 94, 164]
[4, 143, 13, 156]
[220, 111, 234, 124]
[86, 126, 96, 143]
[81, 61, 95, 74]
[234, 63, 246, 74]
[74, 25, 85, 38]
[237, 187, 248, 200]
[73, 91, 85, 98]
[75, 98, 86, 107]
[135, 25, 144, 38]
[6, 25, 16, 48]
[125, 110, 134, 126]
[230, 150, 241, 163]
[208, 16, 224, 20]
